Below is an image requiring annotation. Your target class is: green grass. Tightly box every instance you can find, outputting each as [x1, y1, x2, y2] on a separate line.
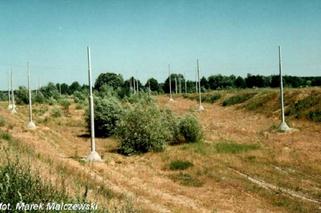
[0, 132, 12, 141]
[169, 160, 193, 171]
[222, 93, 257, 106]
[169, 172, 203, 187]
[0, 159, 72, 210]
[215, 142, 260, 154]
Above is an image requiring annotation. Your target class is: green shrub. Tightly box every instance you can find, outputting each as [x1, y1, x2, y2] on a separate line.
[33, 91, 46, 104]
[51, 107, 62, 118]
[124, 92, 154, 104]
[59, 99, 71, 111]
[73, 91, 87, 103]
[288, 94, 321, 120]
[116, 103, 173, 155]
[202, 93, 221, 103]
[169, 160, 193, 170]
[308, 110, 321, 122]
[0, 131, 11, 141]
[15, 86, 29, 104]
[47, 97, 57, 105]
[161, 109, 180, 144]
[88, 96, 123, 137]
[222, 93, 256, 106]
[178, 114, 202, 143]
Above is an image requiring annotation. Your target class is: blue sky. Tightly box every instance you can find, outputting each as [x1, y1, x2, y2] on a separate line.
[0, 0, 320, 89]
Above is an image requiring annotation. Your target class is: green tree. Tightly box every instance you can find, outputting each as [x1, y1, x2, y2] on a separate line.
[68, 81, 81, 94]
[94, 72, 124, 91]
[234, 76, 246, 88]
[145, 78, 160, 92]
[163, 74, 185, 93]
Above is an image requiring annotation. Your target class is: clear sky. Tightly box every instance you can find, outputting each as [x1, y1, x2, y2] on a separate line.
[0, 0, 320, 89]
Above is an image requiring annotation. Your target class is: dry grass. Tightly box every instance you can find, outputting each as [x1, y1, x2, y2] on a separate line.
[0, 88, 320, 212]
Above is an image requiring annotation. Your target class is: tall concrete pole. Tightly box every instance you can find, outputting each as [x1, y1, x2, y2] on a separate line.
[195, 71, 198, 94]
[169, 64, 173, 101]
[86, 47, 102, 161]
[278, 46, 290, 132]
[148, 80, 151, 95]
[8, 71, 12, 110]
[27, 62, 36, 129]
[197, 59, 204, 111]
[10, 70, 17, 114]
[133, 77, 136, 94]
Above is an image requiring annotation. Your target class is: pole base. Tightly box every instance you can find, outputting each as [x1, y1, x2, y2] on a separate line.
[279, 121, 290, 132]
[8, 104, 13, 110]
[10, 107, 17, 114]
[169, 98, 174, 102]
[197, 104, 204, 112]
[86, 151, 102, 162]
[27, 121, 36, 129]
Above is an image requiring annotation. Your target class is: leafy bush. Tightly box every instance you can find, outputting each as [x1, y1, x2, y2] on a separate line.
[222, 93, 256, 106]
[169, 160, 193, 170]
[88, 96, 123, 137]
[15, 86, 29, 104]
[308, 110, 321, 122]
[47, 97, 57, 105]
[73, 90, 87, 103]
[51, 107, 62, 118]
[202, 93, 221, 103]
[33, 91, 46, 104]
[288, 94, 321, 120]
[116, 103, 173, 155]
[124, 92, 154, 104]
[59, 98, 71, 112]
[178, 114, 202, 143]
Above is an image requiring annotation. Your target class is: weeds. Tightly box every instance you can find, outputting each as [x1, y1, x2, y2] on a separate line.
[169, 172, 203, 187]
[169, 160, 193, 171]
[222, 93, 257, 106]
[51, 107, 62, 118]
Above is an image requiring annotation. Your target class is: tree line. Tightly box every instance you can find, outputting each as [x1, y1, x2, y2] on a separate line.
[0, 73, 320, 102]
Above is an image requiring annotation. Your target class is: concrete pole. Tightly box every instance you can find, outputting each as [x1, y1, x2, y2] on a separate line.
[86, 47, 102, 161]
[184, 74, 187, 94]
[148, 80, 151, 95]
[197, 59, 204, 111]
[10, 70, 17, 114]
[27, 62, 36, 129]
[133, 77, 136, 94]
[136, 80, 139, 94]
[169, 64, 173, 101]
[278, 46, 290, 132]
[8, 71, 12, 110]
[195, 71, 198, 94]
